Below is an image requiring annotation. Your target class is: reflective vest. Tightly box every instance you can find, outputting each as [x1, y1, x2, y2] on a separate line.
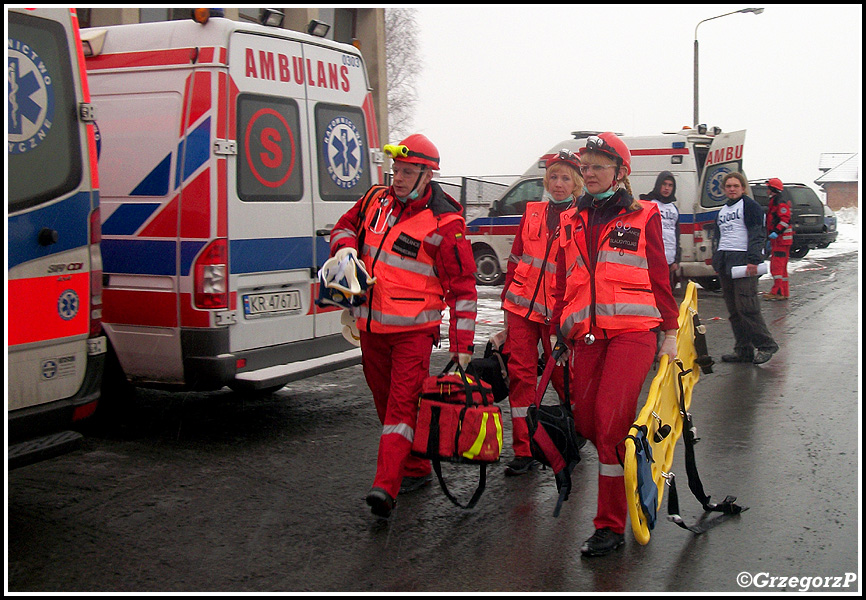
[503, 201, 562, 324]
[559, 202, 662, 340]
[357, 189, 464, 333]
[767, 196, 794, 246]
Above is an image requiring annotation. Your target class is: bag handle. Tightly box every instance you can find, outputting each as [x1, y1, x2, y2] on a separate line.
[440, 359, 491, 407]
[426, 404, 487, 509]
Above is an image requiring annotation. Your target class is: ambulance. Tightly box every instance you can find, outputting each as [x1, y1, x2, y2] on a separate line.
[8, 7, 105, 467]
[466, 128, 747, 291]
[82, 12, 383, 392]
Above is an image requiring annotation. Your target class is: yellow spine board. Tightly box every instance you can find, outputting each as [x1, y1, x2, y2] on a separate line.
[624, 281, 702, 545]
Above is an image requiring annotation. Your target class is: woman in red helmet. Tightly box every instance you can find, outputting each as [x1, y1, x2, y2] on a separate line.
[550, 133, 679, 557]
[329, 134, 477, 519]
[500, 150, 583, 476]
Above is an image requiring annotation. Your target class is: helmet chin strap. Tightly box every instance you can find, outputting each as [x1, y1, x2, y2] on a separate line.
[397, 166, 427, 202]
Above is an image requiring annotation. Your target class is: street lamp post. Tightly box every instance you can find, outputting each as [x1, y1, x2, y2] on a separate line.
[693, 7, 764, 127]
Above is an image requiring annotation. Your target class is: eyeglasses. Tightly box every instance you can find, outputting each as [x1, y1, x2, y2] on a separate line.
[578, 163, 617, 175]
[391, 164, 423, 178]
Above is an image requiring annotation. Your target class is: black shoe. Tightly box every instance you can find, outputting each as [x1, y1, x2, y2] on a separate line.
[721, 351, 754, 363]
[365, 487, 395, 518]
[753, 347, 778, 365]
[580, 528, 625, 557]
[504, 456, 538, 476]
[399, 473, 432, 495]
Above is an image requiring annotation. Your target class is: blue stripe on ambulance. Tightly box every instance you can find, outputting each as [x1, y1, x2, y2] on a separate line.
[230, 237, 315, 274]
[102, 203, 161, 235]
[174, 118, 210, 190]
[8, 191, 92, 269]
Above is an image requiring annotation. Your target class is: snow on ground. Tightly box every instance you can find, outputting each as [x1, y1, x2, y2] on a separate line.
[789, 206, 860, 273]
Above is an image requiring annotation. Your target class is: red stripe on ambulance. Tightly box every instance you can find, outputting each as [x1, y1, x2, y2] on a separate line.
[8, 274, 90, 345]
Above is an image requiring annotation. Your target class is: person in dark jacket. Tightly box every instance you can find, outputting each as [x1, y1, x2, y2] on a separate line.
[711, 172, 778, 365]
[640, 171, 681, 292]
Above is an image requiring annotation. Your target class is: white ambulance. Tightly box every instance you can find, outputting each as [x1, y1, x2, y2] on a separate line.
[82, 13, 383, 392]
[8, 7, 105, 467]
[466, 128, 747, 291]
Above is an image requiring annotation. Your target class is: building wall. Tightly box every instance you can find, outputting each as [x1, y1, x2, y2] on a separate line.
[823, 182, 859, 210]
[80, 7, 388, 148]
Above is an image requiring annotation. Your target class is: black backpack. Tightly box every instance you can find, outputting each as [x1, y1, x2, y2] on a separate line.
[524, 344, 586, 517]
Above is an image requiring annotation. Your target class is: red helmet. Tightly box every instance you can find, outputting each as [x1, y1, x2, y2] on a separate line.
[767, 178, 784, 192]
[545, 149, 581, 172]
[383, 134, 440, 170]
[577, 132, 632, 175]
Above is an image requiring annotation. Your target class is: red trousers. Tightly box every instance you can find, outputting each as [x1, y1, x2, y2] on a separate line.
[571, 331, 656, 534]
[503, 311, 566, 457]
[360, 328, 436, 500]
[769, 239, 791, 297]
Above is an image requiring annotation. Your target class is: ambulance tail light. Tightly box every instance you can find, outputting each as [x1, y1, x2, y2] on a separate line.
[89, 207, 103, 337]
[194, 239, 228, 309]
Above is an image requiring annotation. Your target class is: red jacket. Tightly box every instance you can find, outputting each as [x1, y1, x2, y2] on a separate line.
[767, 192, 793, 246]
[551, 191, 679, 340]
[330, 182, 477, 354]
[501, 201, 572, 324]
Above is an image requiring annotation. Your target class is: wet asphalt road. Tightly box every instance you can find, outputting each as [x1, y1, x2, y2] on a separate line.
[6, 249, 860, 593]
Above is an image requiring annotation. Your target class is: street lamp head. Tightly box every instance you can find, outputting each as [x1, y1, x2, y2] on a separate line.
[740, 8, 765, 15]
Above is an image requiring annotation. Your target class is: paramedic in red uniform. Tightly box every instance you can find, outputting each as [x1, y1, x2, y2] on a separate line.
[500, 150, 583, 476]
[763, 178, 792, 300]
[550, 133, 679, 557]
[328, 134, 477, 519]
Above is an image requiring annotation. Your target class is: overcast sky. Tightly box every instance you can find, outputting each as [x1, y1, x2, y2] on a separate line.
[409, 4, 861, 195]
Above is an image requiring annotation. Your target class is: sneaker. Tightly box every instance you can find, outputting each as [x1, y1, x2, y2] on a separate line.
[753, 347, 778, 365]
[721, 351, 754, 363]
[399, 473, 433, 495]
[365, 487, 395, 519]
[504, 456, 538, 476]
[580, 528, 625, 557]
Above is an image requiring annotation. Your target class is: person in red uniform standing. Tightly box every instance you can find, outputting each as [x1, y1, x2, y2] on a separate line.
[763, 178, 792, 300]
[329, 134, 477, 519]
[500, 150, 583, 476]
[551, 133, 679, 557]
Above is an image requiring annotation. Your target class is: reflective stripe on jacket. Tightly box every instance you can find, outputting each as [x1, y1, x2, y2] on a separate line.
[558, 201, 662, 340]
[767, 196, 794, 245]
[503, 201, 560, 323]
[357, 189, 464, 333]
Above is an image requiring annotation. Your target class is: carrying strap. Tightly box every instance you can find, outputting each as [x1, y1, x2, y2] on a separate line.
[666, 361, 748, 533]
[440, 359, 491, 406]
[527, 343, 573, 517]
[426, 404, 486, 510]
[691, 310, 715, 374]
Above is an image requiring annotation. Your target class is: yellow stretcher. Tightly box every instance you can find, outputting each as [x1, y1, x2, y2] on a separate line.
[623, 281, 703, 545]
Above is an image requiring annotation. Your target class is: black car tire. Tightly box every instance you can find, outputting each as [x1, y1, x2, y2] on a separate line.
[789, 245, 810, 259]
[474, 247, 504, 286]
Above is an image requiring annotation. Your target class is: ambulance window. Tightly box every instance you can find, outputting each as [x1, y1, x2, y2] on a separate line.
[236, 94, 304, 202]
[314, 104, 371, 202]
[8, 11, 83, 212]
[500, 179, 544, 215]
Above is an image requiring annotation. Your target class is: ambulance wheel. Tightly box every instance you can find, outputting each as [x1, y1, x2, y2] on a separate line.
[474, 248, 504, 286]
[690, 276, 721, 292]
[789, 245, 809, 259]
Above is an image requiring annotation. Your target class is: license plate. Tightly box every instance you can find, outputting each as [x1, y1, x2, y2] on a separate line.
[243, 291, 302, 319]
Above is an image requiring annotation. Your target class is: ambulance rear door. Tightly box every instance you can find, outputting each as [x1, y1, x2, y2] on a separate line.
[227, 31, 315, 353]
[302, 41, 377, 338]
[696, 130, 747, 262]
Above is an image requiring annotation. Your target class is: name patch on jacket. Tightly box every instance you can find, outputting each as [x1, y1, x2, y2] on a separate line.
[392, 232, 422, 259]
[608, 227, 642, 251]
